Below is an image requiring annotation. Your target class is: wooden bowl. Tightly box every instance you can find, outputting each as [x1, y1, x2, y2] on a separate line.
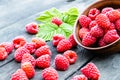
[73, 0, 120, 54]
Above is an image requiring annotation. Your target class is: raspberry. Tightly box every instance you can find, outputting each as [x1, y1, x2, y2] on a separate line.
[81, 62, 100, 80]
[82, 32, 96, 47]
[25, 22, 39, 34]
[101, 7, 113, 14]
[79, 15, 92, 28]
[95, 14, 111, 29]
[14, 47, 30, 62]
[103, 29, 119, 44]
[35, 45, 52, 57]
[21, 53, 36, 67]
[71, 75, 88, 80]
[57, 39, 72, 52]
[79, 28, 89, 39]
[68, 34, 77, 47]
[109, 23, 115, 30]
[21, 62, 35, 79]
[115, 19, 120, 31]
[11, 69, 28, 80]
[13, 36, 26, 49]
[42, 67, 58, 80]
[90, 25, 104, 38]
[98, 37, 107, 47]
[36, 54, 50, 68]
[32, 37, 46, 49]
[52, 17, 63, 26]
[0, 47, 8, 60]
[52, 34, 65, 46]
[54, 54, 69, 71]
[63, 50, 77, 64]
[88, 8, 100, 20]
[89, 20, 97, 29]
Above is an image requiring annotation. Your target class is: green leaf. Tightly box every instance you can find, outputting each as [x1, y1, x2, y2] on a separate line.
[67, 7, 79, 15]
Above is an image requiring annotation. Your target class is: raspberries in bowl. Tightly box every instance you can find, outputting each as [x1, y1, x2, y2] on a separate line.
[74, 0, 120, 54]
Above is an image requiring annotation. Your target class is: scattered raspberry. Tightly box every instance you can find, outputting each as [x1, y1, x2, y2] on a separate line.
[115, 19, 120, 31]
[79, 15, 92, 28]
[88, 8, 100, 20]
[71, 75, 88, 80]
[57, 39, 72, 52]
[63, 50, 77, 64]
[25, 22, 39, 34]
[101, 7, 113, 14]
[42, 67, 58, 80]
[13, 36, 26, 49]
[21, 62, 35, 79]
[52, 34, 65, 46]
[89, 20, 97, 29]
[0, 47, 8, 60]
[81, 62, 100, 80]
[55, 54, 69, 71]
[11, 69, 28, 80]
[68, 34, 77, 47]
[98, 37, 107, 47]
[79, 28, 89, 39]
[52, 17, 63, 26]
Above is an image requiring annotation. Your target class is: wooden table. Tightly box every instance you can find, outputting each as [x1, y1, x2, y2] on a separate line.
[0, 0, 120, 80]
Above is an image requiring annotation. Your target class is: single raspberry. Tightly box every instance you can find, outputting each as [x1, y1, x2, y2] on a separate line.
[52, 17, 63, 26]
[57, 39, 72, 52]
[115, 19, 120, 31]
[68, 34, 77, 47]
[54, 54, 69, 71]
[71, 75, 88, 80]
[95, 14, 111, 29]
[52, 34, 65, 46]
[79, 27, 89, 39]
[42, 67, 58, 80]
[79, 15, 92, 28]
[81, 62, 100, 80]
[14, 47, 30, 62]
[88, 8, 100, 20]
[0, 47, 8, 60]
[21, 62, 35, 79]
[36, 54, 50, 68]
[32, 37, 46, 49]
[35, 45, 52, 57]
[98, 37, 107, 47]
[89, 20, 97, 29]
[25, 22, 39, 34]
[82, 32, 96, 47]
[104, 23, 116, 34]
[101, 7, 113, 14]
[21, 53, 36, 67]
[11, 69, 28, 80]
[13, 36, 26, 49]
[63, 50, 77, 64]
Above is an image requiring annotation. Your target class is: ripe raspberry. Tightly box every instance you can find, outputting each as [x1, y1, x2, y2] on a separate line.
[88, 8, 100, 20]
[79, 15, 92, 28]
[52, 17, 63, 26]
[101, 7, 113, 14]
[82, 32, 96, 47]
[11, 69, 28, 80]
[32, 37, 46, 48]
[115, 19, 120, 31]
[25, 22, 39, 34]
[95, 14, 111, 29]
[36, 54, 50, 68]
[89, 20, 97, 29]
[13, 36, 26, 49]
[81, 62, 100, 80]
[79, 28, 89, 39]
[14, 47, 30, 62]
[117, 8, 120, 12]
[0, 47, 8, 60]
[57, 39, 72, 52]
[109, 23, 115, 30]
[54, 54, 69, 71]
[52, 34, 65, 46]
[21, 62, 35, 79]
[63, 50, 77, 64]
[42, 67, 58, 80]
[35, 45, 52, 57]
[98, 37, 107, 47]
[68, 34, 77, 47]
[71, 75, 88, 80]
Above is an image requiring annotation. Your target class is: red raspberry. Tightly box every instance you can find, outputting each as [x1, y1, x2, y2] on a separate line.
[21, 53, 36, 67]
[21, 62, 35, 79]
[71, 75, 88, 80]
[104, 23, 115, 34]
[79, 27, 89, 39]
[89, 20, 97, 29]
[0, 47, 8, 60]
[79, 15, 92, 28]
[14, 47, 30, 62]
[95, 14, 111, 29]
[52, 34, 65, 46]
[36, 54, 50, 68]
[81, 62, 100, 80]
[11, 69, 28, 80]
[13, 36, 26, 49]
[101, 7, 113, 14]
[52, 17, 63, 26]
[57, 39, 72, 52]
[88, 8, 100, 20]
[68, 34, 77, 47]
[115, 19, 120, 31]
[117, 8, 120, 12]
[25, 22, 39, 34]
[82, 32, 96, 47]
[63, 50, 77, 64]
[54, 54, 69, 71]
[42, 67, 58, 80]
[98, 37, 107, 47]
